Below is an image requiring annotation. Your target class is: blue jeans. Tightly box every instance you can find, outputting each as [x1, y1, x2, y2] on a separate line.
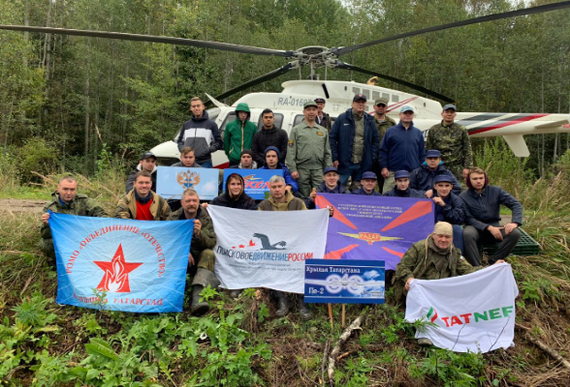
[199, 160, 213, 168]
[338, 163, 363, 186]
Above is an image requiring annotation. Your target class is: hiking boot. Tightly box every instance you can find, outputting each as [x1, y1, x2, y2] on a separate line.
[190, 285, 209, 316]
[297, 295, 312, 320]
[229, 289, 243, 299]
[417, 337, 433, 346]
[275, 291, 290, 317]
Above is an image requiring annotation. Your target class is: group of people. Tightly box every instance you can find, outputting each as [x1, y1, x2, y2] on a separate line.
[39, 94, 524, 322]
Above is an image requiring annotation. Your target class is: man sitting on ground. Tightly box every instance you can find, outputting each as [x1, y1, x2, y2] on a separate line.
[351, 171, 381, 196]
[306, 166, 349, 209]
[258, 175, 311, 320]
[460, 167, 523, 267]
[40, 175, 107, 261]
[383, 170, 424, 198]
[115, 171, 171, 220]
[432, 175, 466, 253]
[410, 149, 461, 198]
[168, 189, 219, 316]
[125, 152, 158, 193]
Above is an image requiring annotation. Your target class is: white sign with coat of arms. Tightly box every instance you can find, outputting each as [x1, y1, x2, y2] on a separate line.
[156, 166, 219, 200]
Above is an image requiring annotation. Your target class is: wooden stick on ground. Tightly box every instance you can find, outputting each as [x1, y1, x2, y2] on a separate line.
[327, 312, 365, 385]
[517, 323, 570, 370]
[341, 305, 346, 327]
[328, 303, 333, 329]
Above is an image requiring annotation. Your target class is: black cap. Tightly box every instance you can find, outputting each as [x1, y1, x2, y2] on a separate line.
[353, 93, 367, 102]
[141, 152, 157, 160]
[315, 98, 326, 104]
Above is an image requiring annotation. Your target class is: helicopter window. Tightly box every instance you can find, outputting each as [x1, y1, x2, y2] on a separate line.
[352, 87, 361, 95]
[392, 95, 399, 102]
[219, 112, 236, 138]
[293, 114, 305, 127]
[372, 91, 380, 100]
[257, 113, 284, 131]
[382, 93, 390, 101]
[363, 89, 370, 99]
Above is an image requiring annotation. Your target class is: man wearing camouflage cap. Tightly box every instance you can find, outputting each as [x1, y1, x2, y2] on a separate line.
[426, 104, 473, 180]
[286, 100, 333, 198]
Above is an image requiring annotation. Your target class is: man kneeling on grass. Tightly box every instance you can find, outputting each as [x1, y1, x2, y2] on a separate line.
[393, 221, 504, 346]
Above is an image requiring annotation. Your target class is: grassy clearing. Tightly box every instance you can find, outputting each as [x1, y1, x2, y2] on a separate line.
[2, 144, 570, 386]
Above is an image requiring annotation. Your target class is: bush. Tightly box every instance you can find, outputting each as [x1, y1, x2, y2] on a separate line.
[14, 138, 60, 184]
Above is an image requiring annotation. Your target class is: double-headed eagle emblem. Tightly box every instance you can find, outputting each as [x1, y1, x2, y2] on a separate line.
[177, 170, 201, 189]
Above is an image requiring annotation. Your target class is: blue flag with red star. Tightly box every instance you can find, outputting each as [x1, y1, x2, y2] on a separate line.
[50, 213, 193, 313]
[316, 194, 434, 270]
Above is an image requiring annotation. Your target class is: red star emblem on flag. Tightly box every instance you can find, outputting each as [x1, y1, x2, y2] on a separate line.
[94, 244, 142, 293]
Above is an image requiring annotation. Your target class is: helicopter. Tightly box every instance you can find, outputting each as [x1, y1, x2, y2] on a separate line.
[2, 1, 569, 167]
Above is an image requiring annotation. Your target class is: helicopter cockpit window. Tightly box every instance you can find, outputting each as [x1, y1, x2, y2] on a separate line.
[293, 114, 305, 127]
[257, 113, 284, 131]
[219, 112, 236, 138]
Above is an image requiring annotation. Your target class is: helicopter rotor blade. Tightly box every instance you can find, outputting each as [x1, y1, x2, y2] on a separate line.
[209, 62, 297, 105]
[332, 1, 570, 57]
[0, 25, 294, 57]
[334, 61, 454, 103]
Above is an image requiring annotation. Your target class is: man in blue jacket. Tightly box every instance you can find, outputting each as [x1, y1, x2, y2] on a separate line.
[460, 167, 523, 266]
[379, 105, 426, 192]
[383, 170, 424, 198]
[351, 171, 381, 196]
[432, 174, 466, 253]
[410, 149, 462, 198]
[330, 94, 380, 189]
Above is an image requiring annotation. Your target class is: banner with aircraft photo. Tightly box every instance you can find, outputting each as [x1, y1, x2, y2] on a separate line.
[315, 194, 434, 270]
[50, 213, 193, 313]
[155, 166, 219, 200]
[208, 205, 329, 294]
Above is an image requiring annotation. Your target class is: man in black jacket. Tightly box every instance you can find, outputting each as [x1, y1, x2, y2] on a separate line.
[460, 167, 522, 266]
[251, 109, 288, 167]
[125, 152, 158, 194]
[176, 97, 222, 168]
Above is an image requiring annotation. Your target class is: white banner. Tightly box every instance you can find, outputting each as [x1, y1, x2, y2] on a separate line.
[405, 263, 518, 353]
[208, 205, 329, 293]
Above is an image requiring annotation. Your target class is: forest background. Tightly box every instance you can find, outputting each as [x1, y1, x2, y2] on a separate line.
[1, 0, 569, 178]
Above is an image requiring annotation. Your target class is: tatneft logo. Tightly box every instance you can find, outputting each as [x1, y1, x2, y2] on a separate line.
[177, 170, 200, 189]
[426, 305, 514, 327]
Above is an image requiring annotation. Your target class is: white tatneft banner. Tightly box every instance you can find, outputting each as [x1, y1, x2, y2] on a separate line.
[208, 205, 329, 294]
[405, 263, 519, 353]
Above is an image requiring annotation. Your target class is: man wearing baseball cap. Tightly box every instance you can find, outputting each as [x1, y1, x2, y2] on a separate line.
[382, 170, 424, 198]
[125, 151, 158, 194]
[305, 166, 350, 209]
[426, 104, 473, 180]
[351, 171, 381, 196]
[314, 98, 332, 130]
[286, 100, 333, 198]
[432, 174, 466, 253]
[329, 93, 380, 190]
[379, 105, 426, 192]
[409, 149, 462, 199]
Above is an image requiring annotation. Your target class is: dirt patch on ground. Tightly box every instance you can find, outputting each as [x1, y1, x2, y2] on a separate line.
[0, 199, 47, 214]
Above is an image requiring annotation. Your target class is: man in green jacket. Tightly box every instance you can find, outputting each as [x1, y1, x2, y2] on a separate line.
[40, 175, 107, 261]
[168, 188, 219, 316]
[224, 103, 257, 167]
[286, 101, 333, 198]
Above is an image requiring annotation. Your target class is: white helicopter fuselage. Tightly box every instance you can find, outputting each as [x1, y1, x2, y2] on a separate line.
[150, 80, 570, 166]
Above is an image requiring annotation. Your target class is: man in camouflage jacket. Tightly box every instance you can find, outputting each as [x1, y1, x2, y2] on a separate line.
[40, 175, 107, 260]
[426, 104, 473, 180]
